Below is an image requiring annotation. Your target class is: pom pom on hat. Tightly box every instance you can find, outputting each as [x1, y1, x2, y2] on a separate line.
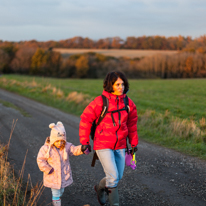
[57, 121, 63, 125]
[49, 123, 55, 128]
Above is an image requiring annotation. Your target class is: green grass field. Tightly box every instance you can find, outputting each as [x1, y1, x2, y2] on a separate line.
[0, 75, 206, 159]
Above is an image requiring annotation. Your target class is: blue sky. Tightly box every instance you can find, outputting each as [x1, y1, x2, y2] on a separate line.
[0, 0, 206, 42]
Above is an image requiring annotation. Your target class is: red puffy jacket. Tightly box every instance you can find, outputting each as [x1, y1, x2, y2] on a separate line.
[79, 90, 138, 150]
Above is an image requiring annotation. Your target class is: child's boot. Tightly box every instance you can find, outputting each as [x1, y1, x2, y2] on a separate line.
[52, 199, 61, 206]
[107, 187, 119, 206]
[94, 177, 106, 205]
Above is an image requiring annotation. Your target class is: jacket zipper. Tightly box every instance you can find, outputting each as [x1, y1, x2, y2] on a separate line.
[114, 96, 121, 150]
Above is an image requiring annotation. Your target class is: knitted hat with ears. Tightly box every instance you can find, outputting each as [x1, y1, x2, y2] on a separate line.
[46, 121, 68, 160]
[49, 121, 66, 145]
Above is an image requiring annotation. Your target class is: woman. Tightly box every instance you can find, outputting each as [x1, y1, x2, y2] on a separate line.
[79, 71, 138, 206]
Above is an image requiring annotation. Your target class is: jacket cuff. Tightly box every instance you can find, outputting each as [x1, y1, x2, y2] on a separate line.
[81, 139, 90, 145]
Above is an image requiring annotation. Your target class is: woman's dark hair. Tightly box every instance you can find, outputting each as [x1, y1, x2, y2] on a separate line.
[103, 71, 129, 94]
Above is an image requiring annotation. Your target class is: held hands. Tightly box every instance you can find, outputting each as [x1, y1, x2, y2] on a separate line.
[81, 145, 91, 155]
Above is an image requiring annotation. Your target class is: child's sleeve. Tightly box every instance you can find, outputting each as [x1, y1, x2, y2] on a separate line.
[68, 144, 83, 156]
[37, 146, 53, 174]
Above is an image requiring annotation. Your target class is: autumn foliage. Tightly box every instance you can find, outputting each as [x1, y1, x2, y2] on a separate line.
[0, 35, 206, 78]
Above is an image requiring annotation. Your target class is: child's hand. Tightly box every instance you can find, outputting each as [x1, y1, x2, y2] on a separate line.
[81, 145, 91, 155]
[48, 168, 54, 174]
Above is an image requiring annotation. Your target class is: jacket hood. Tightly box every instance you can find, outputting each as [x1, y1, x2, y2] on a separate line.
[44, 136, 51, 145]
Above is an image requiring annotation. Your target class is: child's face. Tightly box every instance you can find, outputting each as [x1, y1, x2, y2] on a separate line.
[53, 140, 65, 149]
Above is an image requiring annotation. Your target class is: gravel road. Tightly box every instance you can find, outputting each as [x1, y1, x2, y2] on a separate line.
[0, 88, 205, 206]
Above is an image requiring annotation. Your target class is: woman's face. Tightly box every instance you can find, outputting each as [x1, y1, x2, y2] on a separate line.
[112, 77, 124, 96]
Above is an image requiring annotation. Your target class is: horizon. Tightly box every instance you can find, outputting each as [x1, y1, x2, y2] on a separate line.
[1, 34, 205, 43]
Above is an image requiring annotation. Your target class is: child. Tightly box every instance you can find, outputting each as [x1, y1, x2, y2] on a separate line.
[37, 121, 91, 206]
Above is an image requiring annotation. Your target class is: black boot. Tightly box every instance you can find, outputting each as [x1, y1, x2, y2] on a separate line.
[94, 177, 106, 205]
[107, 187, 119, 206]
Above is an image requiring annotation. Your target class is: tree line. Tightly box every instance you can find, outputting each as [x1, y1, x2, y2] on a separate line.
[0, 43, 206, 79]
[1, 35, 206, 52]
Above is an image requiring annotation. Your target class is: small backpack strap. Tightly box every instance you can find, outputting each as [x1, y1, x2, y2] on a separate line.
[91, 95, 108, 167]
[96, 95, 108, 126]
[124, 95, 129, 113]
[91, 151, 99, 167]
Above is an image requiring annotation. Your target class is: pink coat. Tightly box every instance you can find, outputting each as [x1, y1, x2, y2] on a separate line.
[37, 137, 83, 189]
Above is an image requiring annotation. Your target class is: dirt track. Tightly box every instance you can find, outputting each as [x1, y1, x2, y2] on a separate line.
[0, 88, 205, 206]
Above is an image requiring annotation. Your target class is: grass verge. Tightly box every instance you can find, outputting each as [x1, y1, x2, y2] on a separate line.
[0, 120, 43, 205]
[138, 110, 206, 159]
[0, 75, 206, 160]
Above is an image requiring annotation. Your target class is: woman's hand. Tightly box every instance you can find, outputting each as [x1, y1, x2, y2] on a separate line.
[81, 145, 91, 155]
[131, 146, 137, 155]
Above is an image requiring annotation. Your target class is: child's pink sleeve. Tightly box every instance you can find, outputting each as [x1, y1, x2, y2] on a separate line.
[37, 146, 53, 174]
[69, 144, 83, 156]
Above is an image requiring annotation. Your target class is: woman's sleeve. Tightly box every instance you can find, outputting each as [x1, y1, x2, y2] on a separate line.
[79, 96, 102, 145]
[127, 98, 138, 147]
[37, 146, 53, 174]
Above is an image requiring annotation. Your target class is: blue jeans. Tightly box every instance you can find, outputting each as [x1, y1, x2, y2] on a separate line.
[96, 149, 125, 188]
[51, 188, 65, 200]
